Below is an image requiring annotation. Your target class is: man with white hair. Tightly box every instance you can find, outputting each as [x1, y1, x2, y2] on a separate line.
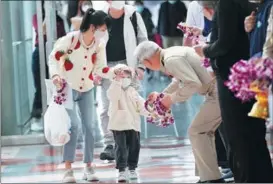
[134, 41, 224, 183]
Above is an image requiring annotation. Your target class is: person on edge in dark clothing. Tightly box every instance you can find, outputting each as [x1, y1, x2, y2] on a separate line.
[194, 0, 273, 182]
[157, 0, 187, 48]
[99, 0, 148, 161]
[245, 0, 273, 57]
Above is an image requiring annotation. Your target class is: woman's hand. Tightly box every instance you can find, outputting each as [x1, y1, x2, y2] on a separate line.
[245, 11, 256, 33]
[147, 92, 159, 102]
[93, 75, 102, 85]
[52, 75, 63, 90]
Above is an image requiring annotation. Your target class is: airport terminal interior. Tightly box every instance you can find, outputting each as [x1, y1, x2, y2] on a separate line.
[1, 0, 273, 183]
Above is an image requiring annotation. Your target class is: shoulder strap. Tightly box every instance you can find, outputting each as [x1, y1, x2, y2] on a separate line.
[130, 11, 138, 38]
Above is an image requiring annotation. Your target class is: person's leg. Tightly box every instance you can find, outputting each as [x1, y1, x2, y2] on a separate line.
[127, 130, 140, 179]
[78, 90, 98, 181]
[62, 91, 80, 183]
[31, 47, 42, 118]
[172, 36, 183, 46]
[188, 82, 223, 182]
[113, 130, 128, 182]
[215, 127, 228, 168]
[161, 36, 171, 48]
[99, 78, 115, 160]
[217, 76, 273, 182]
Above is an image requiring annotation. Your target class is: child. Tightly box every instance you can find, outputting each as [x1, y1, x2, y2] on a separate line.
[107, 64, 149, 182]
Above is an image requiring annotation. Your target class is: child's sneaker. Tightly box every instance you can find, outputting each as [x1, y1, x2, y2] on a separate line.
[129, 170, 138, 180]
[118, 171, 127, 182]
[62, 169, 76, 183]
[83, 166, 99, 181]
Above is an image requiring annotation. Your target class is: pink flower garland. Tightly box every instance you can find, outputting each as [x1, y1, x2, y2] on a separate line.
[225, 57, 273, 102]
[202, 58, 211, 68]
[177, 23, 199, 45]
[54, 79, 68, 105]
[144, 93, 174, 128]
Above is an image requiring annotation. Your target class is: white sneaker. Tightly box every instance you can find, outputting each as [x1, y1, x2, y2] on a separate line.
[82, 166, 99, 181]
[118, 171, 127, 182]
[62, 169, 76, 183]
[128, 170, 138, 180]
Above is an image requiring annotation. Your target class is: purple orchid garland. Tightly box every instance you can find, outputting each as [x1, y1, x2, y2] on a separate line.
[225, 57, 273, 102]
[145, 93, 175, 127]
[53, 79, 67, 105]
[177, 23, 200, 45]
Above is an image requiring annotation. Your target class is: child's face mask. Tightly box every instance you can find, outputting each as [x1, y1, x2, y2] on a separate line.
[121, 78, 132, 88]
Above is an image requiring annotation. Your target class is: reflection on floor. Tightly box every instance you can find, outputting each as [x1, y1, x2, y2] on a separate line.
[1, 139, 200, 183]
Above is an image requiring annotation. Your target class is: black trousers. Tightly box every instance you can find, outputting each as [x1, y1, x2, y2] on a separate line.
[215, 123, 230, 169]
[113, 130, 140, 172]
[31, 47, 48, 118]
[216, 76, 273, 182]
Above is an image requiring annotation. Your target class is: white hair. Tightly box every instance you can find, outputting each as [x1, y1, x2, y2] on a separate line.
[134, 41, 161, 64]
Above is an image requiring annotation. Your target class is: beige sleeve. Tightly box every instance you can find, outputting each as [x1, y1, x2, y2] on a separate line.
[263, 7, 273, 59]
[164, 57, 202, 103]
[163, 78, 180, 94]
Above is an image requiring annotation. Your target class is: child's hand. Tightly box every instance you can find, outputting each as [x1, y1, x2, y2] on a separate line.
[93, 75, 102, 85]
[147, 92, 159, 102]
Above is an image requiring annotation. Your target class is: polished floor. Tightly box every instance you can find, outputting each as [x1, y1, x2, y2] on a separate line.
[1, 139, 200, 183]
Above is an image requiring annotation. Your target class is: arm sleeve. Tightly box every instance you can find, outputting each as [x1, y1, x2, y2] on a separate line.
[263, 7, 273, 59]
[203, 0, 238, 58]
[135, 92, 150, 117]
[165, 57, 202, 103]
[47, 35, 71, 78]
[93, 42, 115, 79]
[163, 78, 180, 94]
[107, 81, 122, 102]
[185, 2, 195, 26]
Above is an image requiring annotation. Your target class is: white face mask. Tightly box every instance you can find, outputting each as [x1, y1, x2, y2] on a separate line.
[94, 30, 105, 40]
[121, 78, 132, 88]
[111, 1, 125, 10]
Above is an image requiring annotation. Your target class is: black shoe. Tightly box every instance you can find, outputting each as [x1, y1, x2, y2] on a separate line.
[197, 178, 226, 183]
[221, 168, 231, 174]
[100, 145, 115, 161]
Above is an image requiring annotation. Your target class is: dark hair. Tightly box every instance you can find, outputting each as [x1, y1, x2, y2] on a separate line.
[80, 8, 111, 32]
[135, 0, 144, 5]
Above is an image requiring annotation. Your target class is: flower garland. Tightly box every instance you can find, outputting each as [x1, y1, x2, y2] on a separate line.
[225, 57, 273, 102]
[144, 93, 174, 127]
[54, 79, 68, 105]
[202, 58, 211, 68]
[177, 22, 199, 45]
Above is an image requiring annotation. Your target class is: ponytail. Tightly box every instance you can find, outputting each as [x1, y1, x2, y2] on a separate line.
[80, 8, 111, 32]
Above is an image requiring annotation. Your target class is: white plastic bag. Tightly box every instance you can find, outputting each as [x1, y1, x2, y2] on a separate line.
[45, 79, 73, 110]
[44, 102, 71, 146]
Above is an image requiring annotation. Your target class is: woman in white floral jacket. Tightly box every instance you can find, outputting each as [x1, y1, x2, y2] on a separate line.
[48, 8, 119, 183]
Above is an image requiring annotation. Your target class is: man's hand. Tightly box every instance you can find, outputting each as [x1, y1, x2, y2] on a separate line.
[193, 45, 206, 57]
[160, 94, 173, 109]
[244, 11, 256, 33]
[191, 27, 202, 36]
[52, 75, 63, 90]
[147, 92, 159, 102]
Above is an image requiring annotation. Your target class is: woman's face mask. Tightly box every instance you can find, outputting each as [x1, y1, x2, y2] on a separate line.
[94, 29, 106, 40]
[135, 5, 144, 13]
[121, 78, 132, 88]
[111, 1, 125, 10]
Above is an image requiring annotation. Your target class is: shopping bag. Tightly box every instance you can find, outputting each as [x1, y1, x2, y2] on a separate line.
[45, 79, 73, 110]
[44, 102, 71, 146]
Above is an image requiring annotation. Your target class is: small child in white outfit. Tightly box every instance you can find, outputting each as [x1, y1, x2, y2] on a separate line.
[107, 64, 149, 182]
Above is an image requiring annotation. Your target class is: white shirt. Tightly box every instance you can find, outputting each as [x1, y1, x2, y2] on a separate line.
[186, 1, 204, 29]
[48, 31, 115, 92]
[102, 4, 148, 68]
[107, 81, 148, 132]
